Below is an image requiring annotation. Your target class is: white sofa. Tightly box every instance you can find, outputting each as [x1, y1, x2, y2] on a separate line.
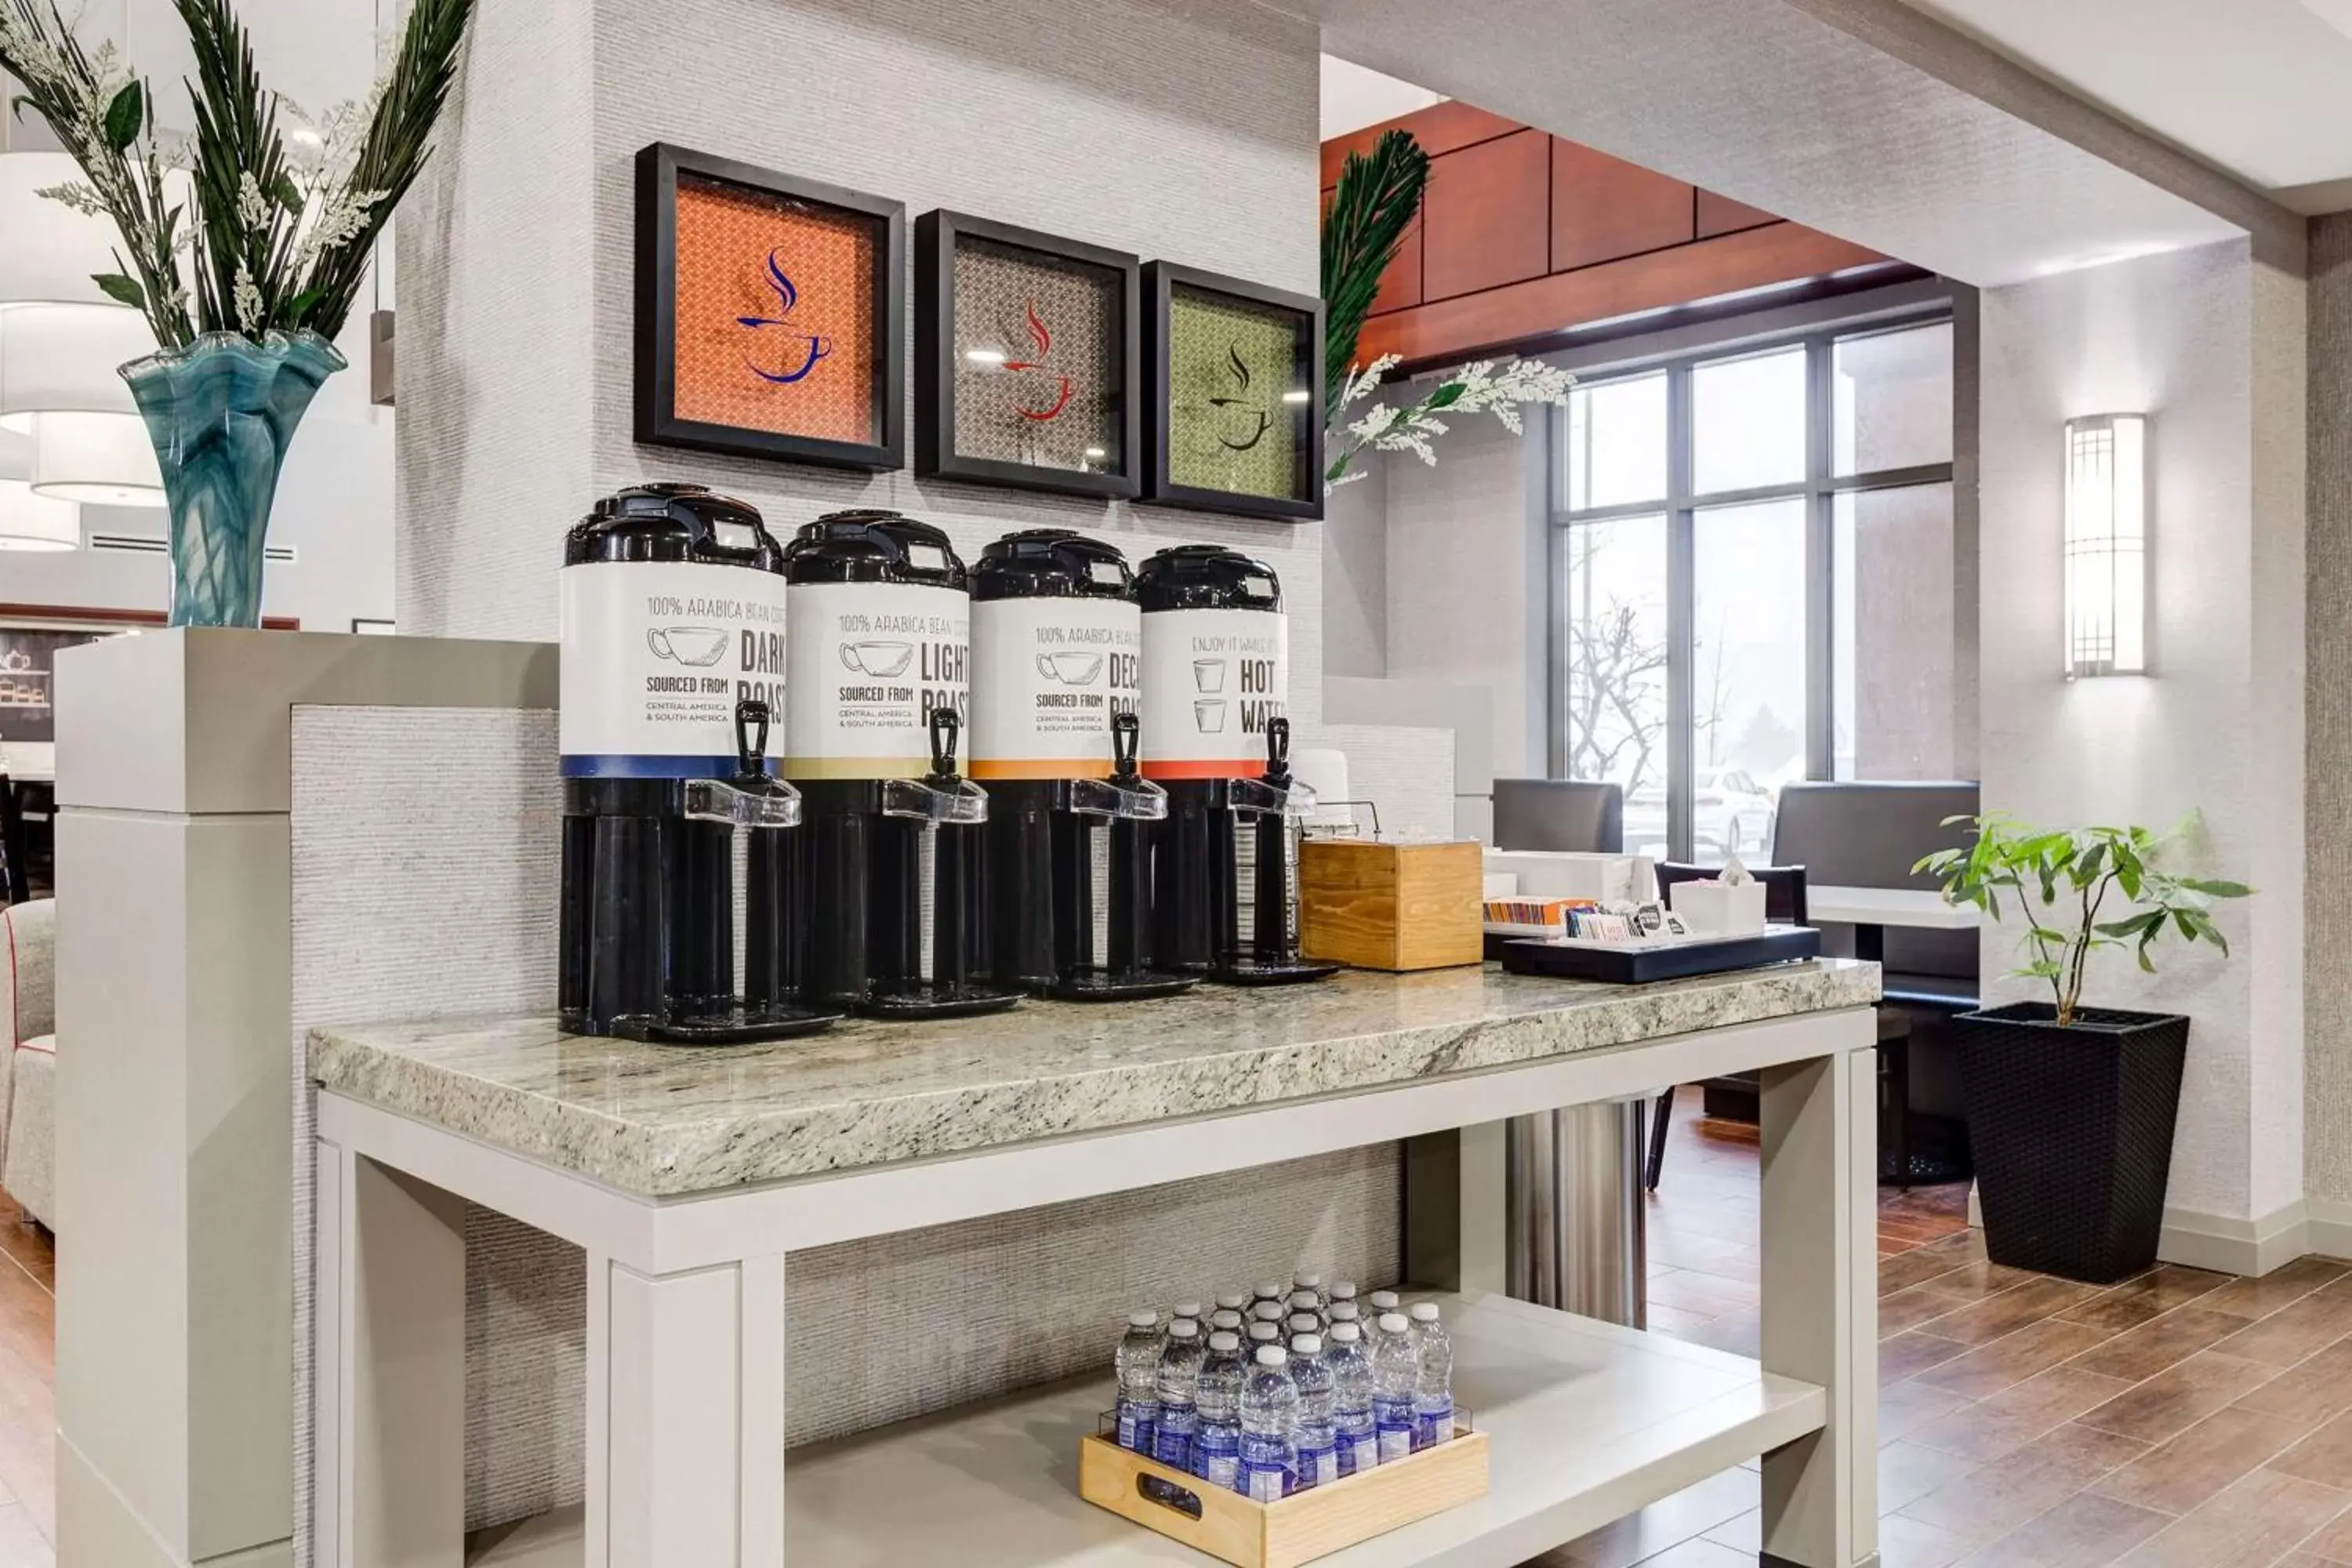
[0, 900, 55, 1228]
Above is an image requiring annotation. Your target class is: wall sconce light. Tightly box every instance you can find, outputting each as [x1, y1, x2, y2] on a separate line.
[2063, 412, 2147, 677]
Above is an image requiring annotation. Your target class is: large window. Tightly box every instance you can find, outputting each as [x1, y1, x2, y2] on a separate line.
[1551, 318, 1956, 862]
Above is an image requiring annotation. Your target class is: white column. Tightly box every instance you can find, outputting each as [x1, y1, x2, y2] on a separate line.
[1757, 1047, 1877, 1568]
[590, 1255, 788, 1566]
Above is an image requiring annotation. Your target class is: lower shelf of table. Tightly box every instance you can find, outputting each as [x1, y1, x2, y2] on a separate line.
[474, 1290, 1827, 1568]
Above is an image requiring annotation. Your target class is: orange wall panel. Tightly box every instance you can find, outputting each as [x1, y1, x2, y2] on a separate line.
[1355, 223, 1889, 367]
[1419, 130, 1552, 302]
[1326, 102, 1897, 369]
[1697, 189, 1779, 238]
[1550, 140, 1696, 272]
[1320, 100, 1523, 187]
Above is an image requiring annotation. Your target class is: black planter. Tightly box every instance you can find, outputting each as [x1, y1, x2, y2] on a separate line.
[1954, 1002, 2190, 1285]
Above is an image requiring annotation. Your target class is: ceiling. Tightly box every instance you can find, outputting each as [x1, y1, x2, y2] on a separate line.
[1283, 0, 2245, 289]
[1895, 0, 2352, 213]
[1320, 56, 1445, 140]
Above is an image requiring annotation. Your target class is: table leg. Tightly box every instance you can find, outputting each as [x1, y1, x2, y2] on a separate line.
[1758, 1047, 1878, 1568]
[313, 1141, 467, 1567]
[1852, 920, 1885, 966]
[587, 1252, 788, 1566]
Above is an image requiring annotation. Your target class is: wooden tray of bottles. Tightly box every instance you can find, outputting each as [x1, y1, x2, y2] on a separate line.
[1077, 1425, 1490, 1568]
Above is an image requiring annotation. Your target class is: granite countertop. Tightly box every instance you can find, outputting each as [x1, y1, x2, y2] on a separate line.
[310, 960, 1879, 1198]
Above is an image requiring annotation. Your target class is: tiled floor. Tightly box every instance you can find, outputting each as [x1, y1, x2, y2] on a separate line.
[11, 1102, 2352, 1568]
[1544, 1089, 2352, 1568]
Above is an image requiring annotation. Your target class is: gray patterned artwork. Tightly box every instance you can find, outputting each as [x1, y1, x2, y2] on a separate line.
[950, 236, 1123, 474]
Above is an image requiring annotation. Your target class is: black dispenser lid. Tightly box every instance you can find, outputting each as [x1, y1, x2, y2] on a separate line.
[1134, 543, 1282, 612]
[564, 481, 784, 570]
[782, 509, 967, 588]
[970, 528, 1134, 603]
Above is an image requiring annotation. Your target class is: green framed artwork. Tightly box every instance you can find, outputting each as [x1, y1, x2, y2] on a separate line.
[1141, 261, 1323, 521]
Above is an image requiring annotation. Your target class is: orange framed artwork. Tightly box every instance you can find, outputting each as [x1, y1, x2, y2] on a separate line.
[633, 143, 906, 471]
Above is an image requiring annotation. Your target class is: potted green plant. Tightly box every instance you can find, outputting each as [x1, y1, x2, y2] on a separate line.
[0, 0, 475, 627]
[1918, 815, 2251, 1283]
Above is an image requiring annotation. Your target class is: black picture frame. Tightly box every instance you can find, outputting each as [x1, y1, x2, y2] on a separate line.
[633, 142, 906, 473]
[1141, 262, 1324, 521]
[915, 210, 1142, 501]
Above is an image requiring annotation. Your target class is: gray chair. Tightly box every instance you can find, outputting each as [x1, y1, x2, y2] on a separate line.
[1492, 779, 1623, 852]
[1770, 781, 1980, 1185]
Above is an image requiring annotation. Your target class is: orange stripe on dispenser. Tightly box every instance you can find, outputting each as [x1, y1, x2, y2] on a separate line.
[1140, 758, 1263, 781]
[968, 759, 1116, 780]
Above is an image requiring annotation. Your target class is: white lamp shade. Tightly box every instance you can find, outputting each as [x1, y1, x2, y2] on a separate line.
[31, 410, 162, 506]
[0, 301, 154, 430]
[2063, 413, 2148, 677]
[0, 151, 124, 306]
[0, 479, 79, 550]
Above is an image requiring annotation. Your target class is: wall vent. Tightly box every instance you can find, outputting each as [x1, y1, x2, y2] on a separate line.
[88, 532, 296, 564]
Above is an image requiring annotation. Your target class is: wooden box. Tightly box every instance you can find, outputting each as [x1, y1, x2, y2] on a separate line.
[1300, 839, 1483, 971]
[1079, 1428, 1490, 1568]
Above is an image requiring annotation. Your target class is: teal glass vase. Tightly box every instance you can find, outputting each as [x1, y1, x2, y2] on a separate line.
[122, 329, 347, 629]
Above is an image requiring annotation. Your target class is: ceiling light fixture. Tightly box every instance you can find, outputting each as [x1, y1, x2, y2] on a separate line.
[30, 411, 163, 507]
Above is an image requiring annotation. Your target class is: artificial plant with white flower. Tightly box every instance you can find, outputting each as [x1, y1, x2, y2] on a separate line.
[1325, 353, 1574, 491]
[0, 0, 474, 351]
[1320, 128, 1574, 495]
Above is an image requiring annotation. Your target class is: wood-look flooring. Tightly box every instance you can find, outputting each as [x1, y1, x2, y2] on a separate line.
[1544, 1089, 2352, 1568]
[7, 1098, 2352, 1566]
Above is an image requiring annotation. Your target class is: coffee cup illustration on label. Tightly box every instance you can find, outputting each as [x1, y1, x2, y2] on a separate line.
[840, 640, 916, 678]
[1192, 658, 1226, 693]
[1194, 699, 1228, 732]
[1035, 651, 1105, 686]
[645, 626, 731, 666]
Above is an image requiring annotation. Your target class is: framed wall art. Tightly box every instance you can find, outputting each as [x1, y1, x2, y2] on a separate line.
[634, 143, 906, 472]
[1142, 262, 1323, 521]
[915, 211, 1140, 501]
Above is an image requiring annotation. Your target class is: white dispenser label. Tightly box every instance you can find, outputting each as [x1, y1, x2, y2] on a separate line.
[785, 580, 968, 778]
[558, 561, 788, 775]
[1140, 607, 1287, 779]
[968, 597, 1141, 779]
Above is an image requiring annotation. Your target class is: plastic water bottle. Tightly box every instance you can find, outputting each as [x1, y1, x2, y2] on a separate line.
[1327, 1321, 1377, 1477]
[1240, 1345, 1299, 1503]
[1329, 1280, 1359, 1316]
[1367, 1288, 1400, 1318]
[1193, 1330, 1246, 1493]
[1215, 1290, 1251, 1319]
[1171, 1300, 1204, 1331]
[1288, 1290, 1326, 1331]
[1287, 1311, 1320, 1343]
[1246, 1319, 1282, 1359]
[1409, 1302, 1454, 1450]
[1209, 1308, 1246, 1344]
[1251, 1280, 1287, 1316]
[1288, 1333, 1338, 1490]
[1328, 1301, 1361, 1328]
[1153, 1319, 1203, 1469]
[1116, 1309, 1163, 1453]
[1294, 1272, 1329, 1318]
[1250, 1300, 1289, 1335]
[1371, 1312, 1418, 1465]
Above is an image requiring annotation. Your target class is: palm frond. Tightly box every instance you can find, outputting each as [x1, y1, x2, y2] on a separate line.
[1319, 128, 1427, 426]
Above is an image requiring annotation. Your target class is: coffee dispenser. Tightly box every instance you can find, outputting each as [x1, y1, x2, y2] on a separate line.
[1136, 545, 1337, 985]
[970, 529, 1194, 1000]
[783, 510, 1022, 1018]
[557, 482, 837, 1042]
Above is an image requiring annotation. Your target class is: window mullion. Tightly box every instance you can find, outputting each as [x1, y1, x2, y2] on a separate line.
[1666, 363, 1695, 865]
[1806, 336, 1835, 785]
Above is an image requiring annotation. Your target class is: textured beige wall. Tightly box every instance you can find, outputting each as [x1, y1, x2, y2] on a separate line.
[397, 0, 1330, 727]
[1977, 239, 2306, 1226]
[2304, 213, 2352, 1210]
